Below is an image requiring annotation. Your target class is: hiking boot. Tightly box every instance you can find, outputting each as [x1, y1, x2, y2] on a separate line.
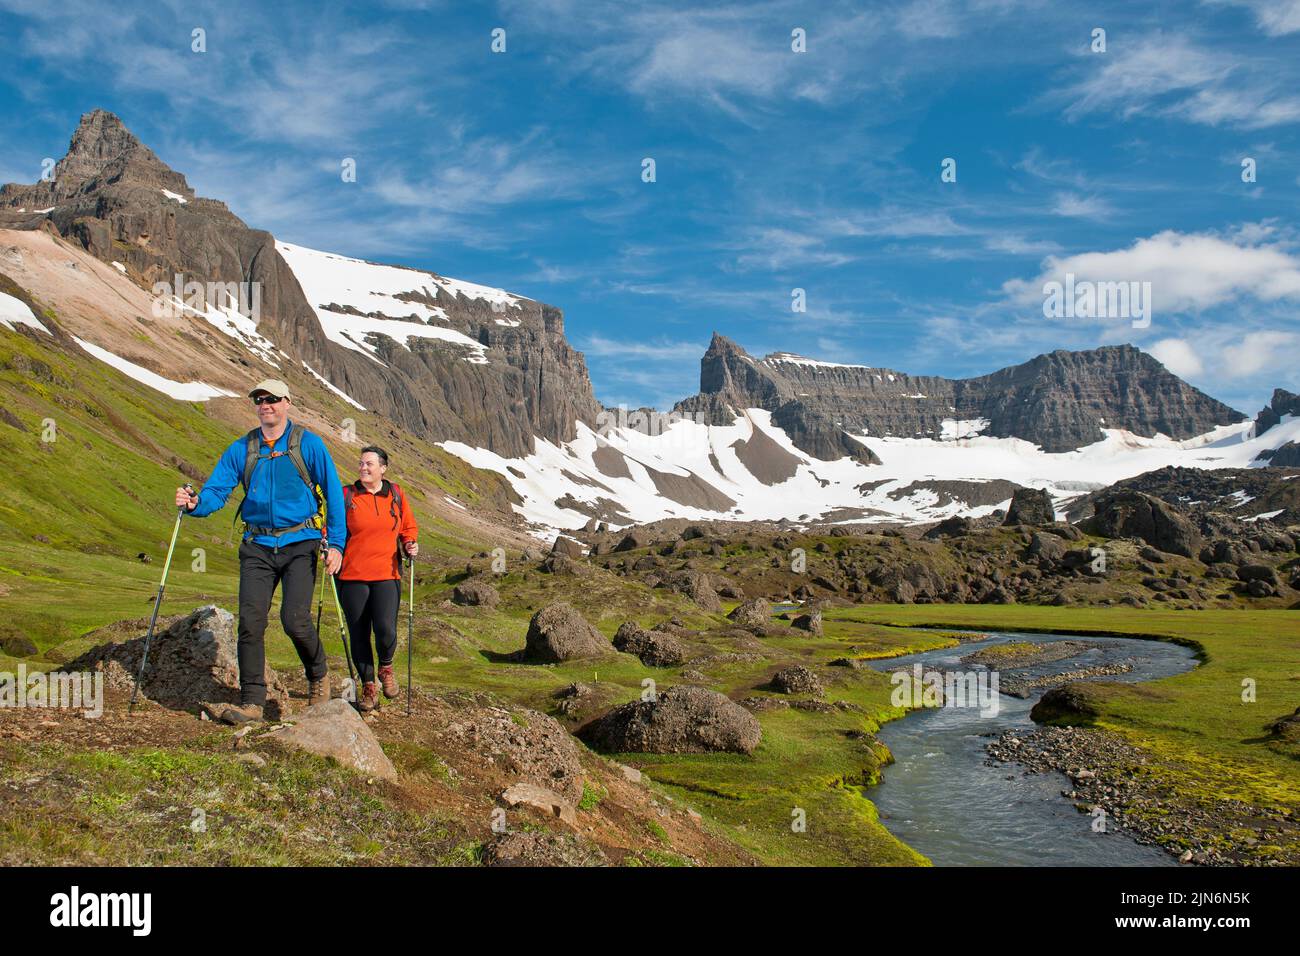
[219, 703, 263, 726]
[357, 681, 379, 712]
[377, 664, 399, 700]
[307, 675, 330, 707]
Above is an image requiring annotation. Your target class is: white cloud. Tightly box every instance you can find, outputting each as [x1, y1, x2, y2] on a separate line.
[1222, 330, 1300, 377]
[1210, 1, 1300, 36]
[1050, 192, 1114, 218]
[1148, 337, 1204, 377]
[1003, 228, 1300, 315]
[1052, 34, 1300, 130]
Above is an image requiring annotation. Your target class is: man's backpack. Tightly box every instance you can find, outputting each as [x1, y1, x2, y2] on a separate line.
[234, 425, 326, 536]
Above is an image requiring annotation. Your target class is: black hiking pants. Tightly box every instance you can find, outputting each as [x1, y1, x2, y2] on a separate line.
[336, 578, 401, 684]
[237, 538, 327, 706]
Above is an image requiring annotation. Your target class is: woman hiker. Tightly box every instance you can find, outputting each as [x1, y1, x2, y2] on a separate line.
[337, 446, 418, 711]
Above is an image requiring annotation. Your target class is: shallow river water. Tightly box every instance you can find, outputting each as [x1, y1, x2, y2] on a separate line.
[869, 630, 1199, 866]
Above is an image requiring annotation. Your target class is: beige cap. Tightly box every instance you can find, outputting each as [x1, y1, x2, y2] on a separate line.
[248, 379, 291, 400]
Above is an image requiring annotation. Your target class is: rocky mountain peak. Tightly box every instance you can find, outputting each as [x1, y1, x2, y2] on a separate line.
[1, 109, 194, 208]
[1255, 388, 1300, 436]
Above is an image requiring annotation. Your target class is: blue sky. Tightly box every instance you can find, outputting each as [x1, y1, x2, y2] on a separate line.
[2, 0, 1299, 416]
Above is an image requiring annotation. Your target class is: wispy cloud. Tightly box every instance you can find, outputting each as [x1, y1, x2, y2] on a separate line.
[1049, 33, 1300, 130]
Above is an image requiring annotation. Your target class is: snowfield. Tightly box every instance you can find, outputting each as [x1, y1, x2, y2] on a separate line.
[276, 241, 524, 366]
[73, 336, 236, 401]
[442, 408, 1300, 535]
[0, 292, 49, 334]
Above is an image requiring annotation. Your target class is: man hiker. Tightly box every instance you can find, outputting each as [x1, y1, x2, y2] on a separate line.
[173, 379, 346, 725]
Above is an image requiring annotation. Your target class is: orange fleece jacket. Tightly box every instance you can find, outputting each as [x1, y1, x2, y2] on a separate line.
[338, 480, 418, 581]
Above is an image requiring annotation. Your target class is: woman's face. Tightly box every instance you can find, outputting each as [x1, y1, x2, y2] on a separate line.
[358, 452, 387, 485]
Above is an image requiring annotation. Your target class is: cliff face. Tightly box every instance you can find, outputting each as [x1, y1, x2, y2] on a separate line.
[0, 110, 600, 458]
[1255, 388, 1300, 436]
[675, 334, 1245, 459]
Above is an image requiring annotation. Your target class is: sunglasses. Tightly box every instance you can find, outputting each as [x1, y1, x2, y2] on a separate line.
[252, 394, 284, 406]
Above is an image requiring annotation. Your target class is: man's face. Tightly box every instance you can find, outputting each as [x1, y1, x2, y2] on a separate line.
[253, 392, 289, 429]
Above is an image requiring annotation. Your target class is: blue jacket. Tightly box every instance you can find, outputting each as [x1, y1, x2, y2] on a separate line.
[190, 421, 347, 551]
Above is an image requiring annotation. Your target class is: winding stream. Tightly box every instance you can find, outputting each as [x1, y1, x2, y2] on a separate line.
[869, 630, 1199, 866]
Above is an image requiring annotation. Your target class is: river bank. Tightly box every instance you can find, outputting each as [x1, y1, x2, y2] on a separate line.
[987, 725, 1299, 866]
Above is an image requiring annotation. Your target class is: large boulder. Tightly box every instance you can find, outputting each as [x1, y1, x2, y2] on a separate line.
[664, 570, 721, 611]
[551, 536, 585, 559]
[580, 686, 761, 755]
[612, 622, 686, 667]
[66, 605, 289, 718]
[726, 597, 770, 629]
[791, 608, 823, 634]
[263, 699, 398, 781]
[1004, 487, 1056, 526]
[770, 665, 823, 695]
[1081, 490, 1201, 558]
[452, 579, 500, 608]
[523, 603, 616, 663]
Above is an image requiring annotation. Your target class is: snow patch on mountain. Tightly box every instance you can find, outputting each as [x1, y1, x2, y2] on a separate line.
[0, 291, 49, 334]
[276, 241, 499, 366]
[764, 353, 870, 370]
[170, 291, 280, 367]
[301, 361, 365, 410]
[73, 336, 236, 401]
[441, 409, 1300, 534]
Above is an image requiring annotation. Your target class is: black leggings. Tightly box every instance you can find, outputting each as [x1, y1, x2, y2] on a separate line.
[336, 578, 401, 684]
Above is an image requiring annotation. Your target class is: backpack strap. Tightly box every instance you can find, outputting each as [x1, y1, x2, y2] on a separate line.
[233, 428, 262, 526]
[235, 424, 326, 536]
[285, 425, 323, 517]
[388, 480, 404, 529]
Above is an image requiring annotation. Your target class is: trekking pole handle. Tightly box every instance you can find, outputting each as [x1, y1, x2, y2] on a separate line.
[179, 483, 195, 514]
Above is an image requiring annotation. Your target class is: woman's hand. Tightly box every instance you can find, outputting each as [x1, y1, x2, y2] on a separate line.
[405, 540, 419, 558]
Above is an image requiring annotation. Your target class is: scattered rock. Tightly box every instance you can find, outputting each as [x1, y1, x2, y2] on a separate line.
[500, 782, 577, 826]
[726, 597, 770, 629]
[483, 831, 608, 867]
[1081, 489, 1201, 557]
[790, 609, 823, 634]
[263, 699, 398, 782]
[523, 603, 616, 663]
[66, 605, 289, 719]
[769, 665, 823, 695]
[452, 579, 500, 608]
[611, 622, 685, 666]
[1004, 487, 1056, 526]
[580, 686, 761, 754]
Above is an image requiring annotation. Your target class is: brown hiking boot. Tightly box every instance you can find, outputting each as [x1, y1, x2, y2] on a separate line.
[357, 681, 379, 712]
[307, 674, 331, 707]
[219, 703, 263, 726]
[377, 664, 399, 700]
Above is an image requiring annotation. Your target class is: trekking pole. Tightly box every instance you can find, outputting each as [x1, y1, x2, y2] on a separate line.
[315, 539, 328, 640]
[327, 569, 357, 702]
[130, 483, 193, 714]
[406, 552, 415, 717]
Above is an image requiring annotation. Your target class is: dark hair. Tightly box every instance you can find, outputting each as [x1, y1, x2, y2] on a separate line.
[360, 445, 389, 466]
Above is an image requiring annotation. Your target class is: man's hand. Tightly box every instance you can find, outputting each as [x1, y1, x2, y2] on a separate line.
[325, 547, 343, 575]
[175, 486, 197, 511]
[404, 540, 419, 558]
